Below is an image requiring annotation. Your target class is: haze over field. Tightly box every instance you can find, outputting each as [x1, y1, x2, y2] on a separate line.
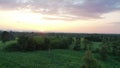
[0, 0, 120, 33]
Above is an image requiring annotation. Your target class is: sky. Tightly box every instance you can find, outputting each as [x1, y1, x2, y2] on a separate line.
[0, 0, 120, 34]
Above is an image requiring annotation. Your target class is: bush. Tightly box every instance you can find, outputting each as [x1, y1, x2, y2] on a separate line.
[99, 46, 108, 61]
[73, 45, 81, 51]
[81, 51, 102, 68]
[1, 31, 15, 43]
[4, 41, 19, 51]
[17, 36, 37, 51]
[33, 36, 49, 50]
[50, 37, 70, 49]
[3, 36, 37, 51]
[3, 36, 72, 51]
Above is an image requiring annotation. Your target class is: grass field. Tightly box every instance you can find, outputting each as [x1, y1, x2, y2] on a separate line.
[0, 41, 120, 68]
[0, 49, 120, 68]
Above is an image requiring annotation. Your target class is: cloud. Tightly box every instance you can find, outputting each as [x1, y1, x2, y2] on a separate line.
[0, 0, 31, 10]
[80, 0, 120, 17]
[110, 22, 120, 24]
[0, 0, 120, 20]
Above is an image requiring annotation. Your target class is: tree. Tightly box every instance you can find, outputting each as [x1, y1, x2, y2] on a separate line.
[81, 50, 102, 68]
[98, 39, 109, 60]
[82, 38, 92, 50]
[99, 46, 108, 61]
[50, 37, 70, 49]
[17, 36, 29, 51]
[69, 37, 77, 50]
[73, 38, 81, 51]
[1, 31, 11, 43]
[44, 37, 50, 50]
[111, 40, 120, 56]
[33, 36, 46, 50]
[17, 36, 37, 51]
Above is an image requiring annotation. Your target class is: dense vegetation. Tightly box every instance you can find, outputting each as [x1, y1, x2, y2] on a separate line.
[0, 31, 120, 68]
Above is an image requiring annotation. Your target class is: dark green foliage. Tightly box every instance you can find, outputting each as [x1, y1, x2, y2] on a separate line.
[40, 37, 50, 50]
[15, 36, 36, 51]
[81, 51, 102, 68]
[69, 37, 76, 50]
[4, 41, 18, 51]
[99, 46, 108, 61]
[1, 31, 14, 43]
[73, 44, 81, 51]
[50, 37, 70, 49]
[92, 48, 100, 53]
[85, 36, 102, 42]
[14, 36, 50, 51]
[111, 40, 120, 56]
[82, 38, 92, 50]
[17, 36, 29, 51]
[73, 38, 81, 51]
[33, 36, 47, 50]
[25, 37, 37, 51]
[3, 35, 72, 51]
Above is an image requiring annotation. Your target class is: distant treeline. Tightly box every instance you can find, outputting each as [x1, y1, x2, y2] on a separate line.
[0, 31, 120, 42]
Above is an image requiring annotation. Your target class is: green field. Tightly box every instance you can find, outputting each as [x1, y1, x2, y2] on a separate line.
[0, 41, 120, 68]
[0, 49, 119, 68]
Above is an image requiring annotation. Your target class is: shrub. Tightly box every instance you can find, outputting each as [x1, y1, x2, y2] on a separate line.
[99, 46, 108, 61]
[81, 51, 102, 68]
[33, 36, 49, 50]
[4, 41, 19, 51]
[50, 37, 70, 49]
[1, 31, 14, 43]
[17, 36, 38, 51]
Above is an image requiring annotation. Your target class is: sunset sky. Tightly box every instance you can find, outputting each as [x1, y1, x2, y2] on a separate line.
[0, 0, 120, 34]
